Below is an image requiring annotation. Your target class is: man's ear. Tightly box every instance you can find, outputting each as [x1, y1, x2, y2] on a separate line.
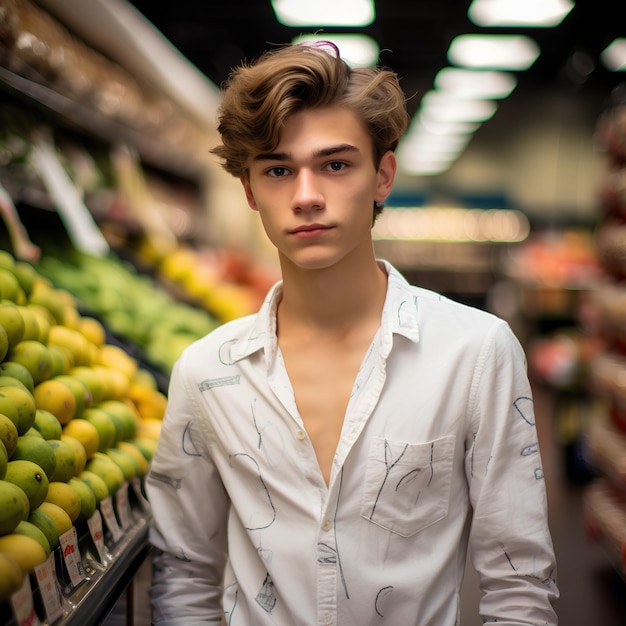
[240, 176, 259, 211]
[374, 151, 397, 203]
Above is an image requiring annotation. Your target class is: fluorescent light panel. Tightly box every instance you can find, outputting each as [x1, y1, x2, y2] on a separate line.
[291, 34, 379, 67]
[434, 67, 517, 99]
[448, 34, 540, 70]
[468, 0, 575, 27]
[272, 0, 375, 26]
[421, 96, 498, 123]
[602, 39, 626, 71]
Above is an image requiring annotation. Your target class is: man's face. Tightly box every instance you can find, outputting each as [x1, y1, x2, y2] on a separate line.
[241, 106, 396, 272]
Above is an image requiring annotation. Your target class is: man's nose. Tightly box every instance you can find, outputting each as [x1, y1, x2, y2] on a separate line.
[292, 169, 324, 212]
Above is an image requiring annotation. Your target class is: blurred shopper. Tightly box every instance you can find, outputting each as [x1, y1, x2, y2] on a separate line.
[146, 42, 559, 625]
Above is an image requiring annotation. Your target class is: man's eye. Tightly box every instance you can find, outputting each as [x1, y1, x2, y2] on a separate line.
[326, 161, 346, 172]
[267, 167, 288, 177]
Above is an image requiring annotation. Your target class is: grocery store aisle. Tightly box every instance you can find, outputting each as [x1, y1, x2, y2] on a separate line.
[111, 383, 626, 626]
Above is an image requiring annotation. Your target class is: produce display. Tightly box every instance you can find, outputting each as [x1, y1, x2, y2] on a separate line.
[0, 249, 163, 609]
[35, 249, 220, 376]
[582, 86, 626, 579]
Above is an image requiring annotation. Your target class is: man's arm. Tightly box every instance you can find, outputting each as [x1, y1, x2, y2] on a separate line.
[466, 321, 559, 625]
[146, 358, 230, 625]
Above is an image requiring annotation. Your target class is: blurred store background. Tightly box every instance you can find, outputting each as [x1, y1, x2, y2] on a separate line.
[0, 1, 625, 624]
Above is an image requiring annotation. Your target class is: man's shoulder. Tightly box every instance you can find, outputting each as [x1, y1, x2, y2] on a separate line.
[409, 283, 507, 333]
[180, 313, 260, 358]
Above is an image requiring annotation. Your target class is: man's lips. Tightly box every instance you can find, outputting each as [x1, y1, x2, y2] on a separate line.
[289, 224, 334, 237]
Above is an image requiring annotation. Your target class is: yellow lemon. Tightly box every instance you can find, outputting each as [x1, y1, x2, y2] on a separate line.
[13, 261, 37, 298]
[0, 268, 22, 303]
[8, 340, 53, 384]
[45, 481, 81, 523]
[60, 434, 87, 475]
[0, 533, 48, 574]
[0, 440, 6, 479]
[0, 385, 36, 435]
[53, 374, 92, 418]
[13, 520, 50, 556]
[32, 409, 62, 441]
[15, 305, 40, 341]
[67, 477, 96, 522]
[131, 437, 158, 463]
[0, 533, 47, 574]
[5, 459, 49, 511]
[0, 394, 20, 432]
[48, 343, 74, 375]
[47, 439, 77, 483]
[36, 501, 72, 537]
[0, 413, 18, 457]
[33, 379, 76, 425]
[0, 479, 27, 534]
[0, 552, 23, 603]
[27, 506, 60, 550]
[11, 436, 56, 479]
[78, 470, 109, 503]
[85, 453, 125, 496]
[62, 419, 99, 459]
[0, 361, 34, 393]
[0, 325, 7, 362]
[45, 344, 67, 377]
[98, 344, 138, 381]
[26, 304, 51, 344]
[77, 316, 106, 348]
[48, 325, 91, 367]
[81, 408, 116, 451]
[69, 366, 104, 404]
[0, 302, 25, 349]
[105, 447, 137, 482]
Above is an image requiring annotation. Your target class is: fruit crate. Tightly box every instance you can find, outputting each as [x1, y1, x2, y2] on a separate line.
[0, 484, 151, 626]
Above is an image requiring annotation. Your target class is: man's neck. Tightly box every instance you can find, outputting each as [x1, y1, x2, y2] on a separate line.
[277, 254, 388, 338]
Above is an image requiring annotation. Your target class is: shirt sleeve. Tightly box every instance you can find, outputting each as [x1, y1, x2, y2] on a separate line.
[146, 356, 230, 625]
[465, 321, 559, 625]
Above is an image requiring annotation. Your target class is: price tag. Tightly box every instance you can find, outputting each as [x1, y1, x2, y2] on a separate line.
[34, 552, 64, 623]
[100, 495, 123, 542]
[59, 526, 87, 588]
[88, 509, 106, 562]
[9, 575, 41, 626]
[132, 476, 152, 514]
[116, 481, 132, 528]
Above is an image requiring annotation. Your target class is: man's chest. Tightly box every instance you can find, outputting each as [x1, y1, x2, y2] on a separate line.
[279, 340, 371, 485]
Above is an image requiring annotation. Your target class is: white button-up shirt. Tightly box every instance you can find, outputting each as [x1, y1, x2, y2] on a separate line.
[147, 261, 559, 625]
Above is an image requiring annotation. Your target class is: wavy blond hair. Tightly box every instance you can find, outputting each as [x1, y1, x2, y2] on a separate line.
[211, 42, 409, 183]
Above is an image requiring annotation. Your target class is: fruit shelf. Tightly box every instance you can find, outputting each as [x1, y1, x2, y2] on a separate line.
[582, 478, 626, 582]
[0, 480, 152, 626]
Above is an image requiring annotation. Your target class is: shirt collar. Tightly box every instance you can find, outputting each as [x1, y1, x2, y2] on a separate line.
[229, 260, 420, 367]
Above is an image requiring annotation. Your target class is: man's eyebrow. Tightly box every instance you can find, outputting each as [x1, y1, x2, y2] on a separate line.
[253, 144, 360, 162]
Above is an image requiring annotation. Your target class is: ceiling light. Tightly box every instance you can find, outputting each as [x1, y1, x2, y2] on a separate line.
[272, 0, 375, 27]
[468, 0, 575, 27]
[414, 117, 482, 135]
[434, 67, 517, 99]
[291, 34, 379, 67]
[448, 34, 540, 70]
[601, 39, 626, 71]
[420, 96, 498, 123]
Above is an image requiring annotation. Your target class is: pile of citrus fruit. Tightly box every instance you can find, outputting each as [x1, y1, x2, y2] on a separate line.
[0, 250, 165, 603]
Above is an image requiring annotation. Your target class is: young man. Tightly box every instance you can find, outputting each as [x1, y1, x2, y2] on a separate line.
[146, 43, 559, 625]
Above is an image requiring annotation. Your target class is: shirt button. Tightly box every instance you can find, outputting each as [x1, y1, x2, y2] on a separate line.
[296, 429, 306, 440]
[321, 519, 332, 532]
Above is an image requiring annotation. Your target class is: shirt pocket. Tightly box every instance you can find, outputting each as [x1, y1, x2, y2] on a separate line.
[360, 435, 456, 537]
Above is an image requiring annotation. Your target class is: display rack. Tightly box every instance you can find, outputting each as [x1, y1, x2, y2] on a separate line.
[0, 485, 152, 626]
[581, 84, 626, 581]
